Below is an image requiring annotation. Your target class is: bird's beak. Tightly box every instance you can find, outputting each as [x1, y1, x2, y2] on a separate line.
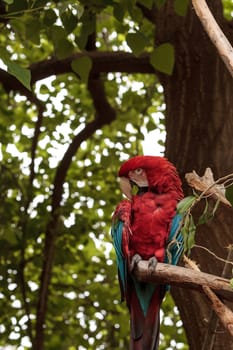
[120, 177, 132, 200]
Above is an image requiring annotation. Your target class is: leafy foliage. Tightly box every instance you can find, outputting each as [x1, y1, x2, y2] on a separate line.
[177, 193, 222, 256]
[173, 0, 189, 17]
[4, 0, 233, 348]
[222, 0, 233, 20]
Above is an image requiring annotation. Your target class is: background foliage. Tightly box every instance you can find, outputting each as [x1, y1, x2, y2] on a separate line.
[0, 0, 232, 349]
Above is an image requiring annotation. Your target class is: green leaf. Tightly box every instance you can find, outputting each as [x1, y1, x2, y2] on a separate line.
[0, 47, 10, 61]
[75, 13, 96, 50]
[43, 9, 57, 26]
[158, 139, 165, 146]
[223, 1, 233, 21]
[71, 56, 93, 84]
[197, 199, 210, 225]
[187, 216, 196, 251]
[150, 43, 175, 75]
[155, 0, 167, 9]
[230, 279, 233, 289]
[126, 32, 148, 56]
[177, 196, 196, 214]
[146, 120, 157, 132]
[226, 184, 233, 207]
[174, 0, 189, 16]
[181, 214, 196, 254]
[126, 0, 136, 13]
[80, 12, 96, 37]
[136, 0, 154, 9]
[50, 26, 74, 58]
[3, 0, 14, 4]
[7, 61, 31, 90]
[56, 38, 74, 59]
[0, 226, 19, 245]
[8, 0, 27, 12]
[61, 9, 78, 34]
[25, 15, 41, 45]
[39, 84, 50, 95]
[113, 3, 125, 22]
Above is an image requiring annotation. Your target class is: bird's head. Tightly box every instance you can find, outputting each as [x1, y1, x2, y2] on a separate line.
[118, 155, 183, 200]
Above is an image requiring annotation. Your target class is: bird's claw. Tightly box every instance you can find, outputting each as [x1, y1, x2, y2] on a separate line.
[148, 256, 158, 273]
[130, 254, 142, 272]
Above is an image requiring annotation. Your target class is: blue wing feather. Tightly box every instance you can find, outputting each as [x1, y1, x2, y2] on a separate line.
[165, 213, 184, 265]
[112, 211, 183, 311]
[111, 220, 127, 295]
[111, 219, 156, 315]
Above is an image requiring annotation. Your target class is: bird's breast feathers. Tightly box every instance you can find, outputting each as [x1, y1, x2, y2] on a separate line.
[129, 192, 177, 261]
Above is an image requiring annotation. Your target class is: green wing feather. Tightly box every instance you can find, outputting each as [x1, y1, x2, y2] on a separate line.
[165, 213, 184, 265]
[111, 219, 127, 299]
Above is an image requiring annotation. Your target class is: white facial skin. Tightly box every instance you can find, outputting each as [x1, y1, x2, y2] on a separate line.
[120, 168, 149, 199]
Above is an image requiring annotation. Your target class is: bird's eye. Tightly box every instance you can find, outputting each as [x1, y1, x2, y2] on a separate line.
[134, 168, 143, 175]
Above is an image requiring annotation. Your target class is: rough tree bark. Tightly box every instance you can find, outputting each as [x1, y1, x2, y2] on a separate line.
[157, 1, 233, 349]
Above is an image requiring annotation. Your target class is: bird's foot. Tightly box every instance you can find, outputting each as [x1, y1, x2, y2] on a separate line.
[148, 256, 158, 273]
[130, 254, 142, 272]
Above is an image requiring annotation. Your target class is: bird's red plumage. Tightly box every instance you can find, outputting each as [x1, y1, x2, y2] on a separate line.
[119, 156, 183, 200]
[113, 156, 183, 350]
[130, 191, 178, 262]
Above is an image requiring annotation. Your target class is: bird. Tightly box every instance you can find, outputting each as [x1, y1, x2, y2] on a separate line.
[111, 155, 184, 350]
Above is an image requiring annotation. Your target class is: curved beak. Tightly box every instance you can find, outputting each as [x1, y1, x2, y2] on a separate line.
[119, 177, 132, 200]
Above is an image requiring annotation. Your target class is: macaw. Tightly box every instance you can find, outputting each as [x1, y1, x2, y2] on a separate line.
[111, 155, 184, 350]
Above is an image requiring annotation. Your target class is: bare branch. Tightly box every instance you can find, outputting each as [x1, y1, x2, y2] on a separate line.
[133, 260, 233, 302]
[194, 244, 233, 267]
[85, 31, 117, 125]
[184, 255, 233, 337]
[202, 246, 233, 350]
[192, 0, 233, 77]
[29, 100, 45, 187]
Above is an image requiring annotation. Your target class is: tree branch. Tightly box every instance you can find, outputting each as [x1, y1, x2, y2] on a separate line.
[29, 52, 154, 84]
[85, 29, 117, 125]
[202, 246, 233, 350]
[29, 100, 45, 187]
[0, 52, 154, 99]
[133, 261, 233, 302]
[183, 255, 233, 337]
[192, 0, 233, 77]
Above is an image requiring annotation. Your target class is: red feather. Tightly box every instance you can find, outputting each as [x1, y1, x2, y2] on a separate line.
[130, 192, 178, 262]
[112, 156, 183, 349]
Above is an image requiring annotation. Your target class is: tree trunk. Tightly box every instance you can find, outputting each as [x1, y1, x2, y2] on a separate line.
[158, 1, 233, 349]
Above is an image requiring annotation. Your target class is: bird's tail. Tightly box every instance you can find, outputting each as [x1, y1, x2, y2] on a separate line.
[129, 284, 162, 350]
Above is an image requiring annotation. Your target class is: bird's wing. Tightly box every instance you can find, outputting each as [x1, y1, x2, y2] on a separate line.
[111, 200, 131, 301]
[165, 213, 184, 265]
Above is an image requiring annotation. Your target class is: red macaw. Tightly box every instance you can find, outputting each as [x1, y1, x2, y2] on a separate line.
[111, 155, 184, 350]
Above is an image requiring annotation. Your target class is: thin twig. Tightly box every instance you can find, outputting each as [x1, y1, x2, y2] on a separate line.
[193, 244, 233, 267]
[29, 100, 45, 187]
[183, 255, 233, 337]
[0, 6, 45, 19]
[202, 246, 233, 350]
